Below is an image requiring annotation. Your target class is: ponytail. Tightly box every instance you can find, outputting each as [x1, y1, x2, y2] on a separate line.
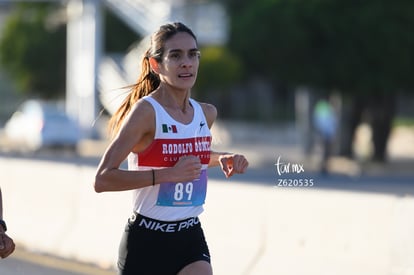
[108, 52, 160, 137]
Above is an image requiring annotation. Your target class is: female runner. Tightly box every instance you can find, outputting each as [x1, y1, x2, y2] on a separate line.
[94, 22, 248, 275]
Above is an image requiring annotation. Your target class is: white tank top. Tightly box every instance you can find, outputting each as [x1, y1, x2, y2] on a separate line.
[128, 96, 212, 221]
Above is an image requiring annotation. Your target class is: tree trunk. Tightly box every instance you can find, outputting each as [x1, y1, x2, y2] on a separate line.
[369, 93, 396, 162]
[339, 95, 365, 158]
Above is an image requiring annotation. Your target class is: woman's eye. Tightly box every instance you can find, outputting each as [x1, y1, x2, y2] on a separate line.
[170, 53, 181, 60]
[189, 52, 200, 59]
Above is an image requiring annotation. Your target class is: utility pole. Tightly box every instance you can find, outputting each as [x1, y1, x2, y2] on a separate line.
[66, 0, 102, 138]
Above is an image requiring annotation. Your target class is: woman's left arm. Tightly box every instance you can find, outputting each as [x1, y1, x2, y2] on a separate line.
[200, 103, 249, 177]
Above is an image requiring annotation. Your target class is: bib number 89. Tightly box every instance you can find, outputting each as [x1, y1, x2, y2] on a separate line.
[174, 182, 193, 201]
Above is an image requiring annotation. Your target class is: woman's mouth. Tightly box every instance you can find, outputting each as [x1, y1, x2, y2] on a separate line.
[178, 73, 193, 78]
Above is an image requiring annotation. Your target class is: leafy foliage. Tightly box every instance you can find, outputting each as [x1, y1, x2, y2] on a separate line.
[103, 7, 139, 53]
[225, 0, 414, 94]
[0, 4, 139, 99]
[0, 3, 66, 98]
[223, 0, 414, 161]
[195, 46, 243, 97]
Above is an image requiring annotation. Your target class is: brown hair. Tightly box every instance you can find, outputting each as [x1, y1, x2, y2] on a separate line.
[108, 22, 197, 136]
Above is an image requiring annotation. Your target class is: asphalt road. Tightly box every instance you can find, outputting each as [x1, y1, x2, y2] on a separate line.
[1, 151, 414, 275]
[2, 150, 413, 196]
[0, 247, 115, 275]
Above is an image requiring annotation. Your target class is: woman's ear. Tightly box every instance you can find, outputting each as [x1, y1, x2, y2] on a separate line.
[149, 57, 160, 74]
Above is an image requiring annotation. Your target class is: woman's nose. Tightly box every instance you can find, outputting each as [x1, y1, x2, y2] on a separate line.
[181, 59, 192, 68]
[180, 55, 195, 68]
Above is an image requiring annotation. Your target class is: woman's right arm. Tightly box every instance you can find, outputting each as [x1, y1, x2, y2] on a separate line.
[94, 100, 202, 193]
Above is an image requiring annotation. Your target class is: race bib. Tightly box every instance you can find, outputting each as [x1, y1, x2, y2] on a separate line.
[156, 169, 207, 207]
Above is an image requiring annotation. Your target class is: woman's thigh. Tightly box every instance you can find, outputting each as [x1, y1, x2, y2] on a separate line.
[178, 260, 213, 275]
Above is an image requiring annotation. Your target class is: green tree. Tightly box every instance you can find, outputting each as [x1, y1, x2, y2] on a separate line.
[0, 3, 66, 99]
[103, 7, 139, 53]
[194, 46, 243, 115]
[224, 0, 414, 161]
[0, 3, 138, 99]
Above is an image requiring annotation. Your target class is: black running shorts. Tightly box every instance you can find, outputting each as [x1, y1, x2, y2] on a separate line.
[117, 213, 211, 275]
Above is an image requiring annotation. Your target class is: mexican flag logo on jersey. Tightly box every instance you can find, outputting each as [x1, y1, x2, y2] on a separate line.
[162, 124, 178, 133]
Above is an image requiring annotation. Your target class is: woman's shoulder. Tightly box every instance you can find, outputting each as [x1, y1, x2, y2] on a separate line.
[194, 100, 217, 126]
[126, 97, 156, 125]
[198, 102, 216, 113]
[132, 96, 155, 112]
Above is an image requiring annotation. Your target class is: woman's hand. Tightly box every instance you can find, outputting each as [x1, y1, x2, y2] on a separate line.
[171, 155, 202, 182]
[219, 154, 249, 178]
[0, 232, 15, 259]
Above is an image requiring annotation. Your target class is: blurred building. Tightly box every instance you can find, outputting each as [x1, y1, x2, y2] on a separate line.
[0, 0, 228, 134]
[66, 0, 229, 136]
